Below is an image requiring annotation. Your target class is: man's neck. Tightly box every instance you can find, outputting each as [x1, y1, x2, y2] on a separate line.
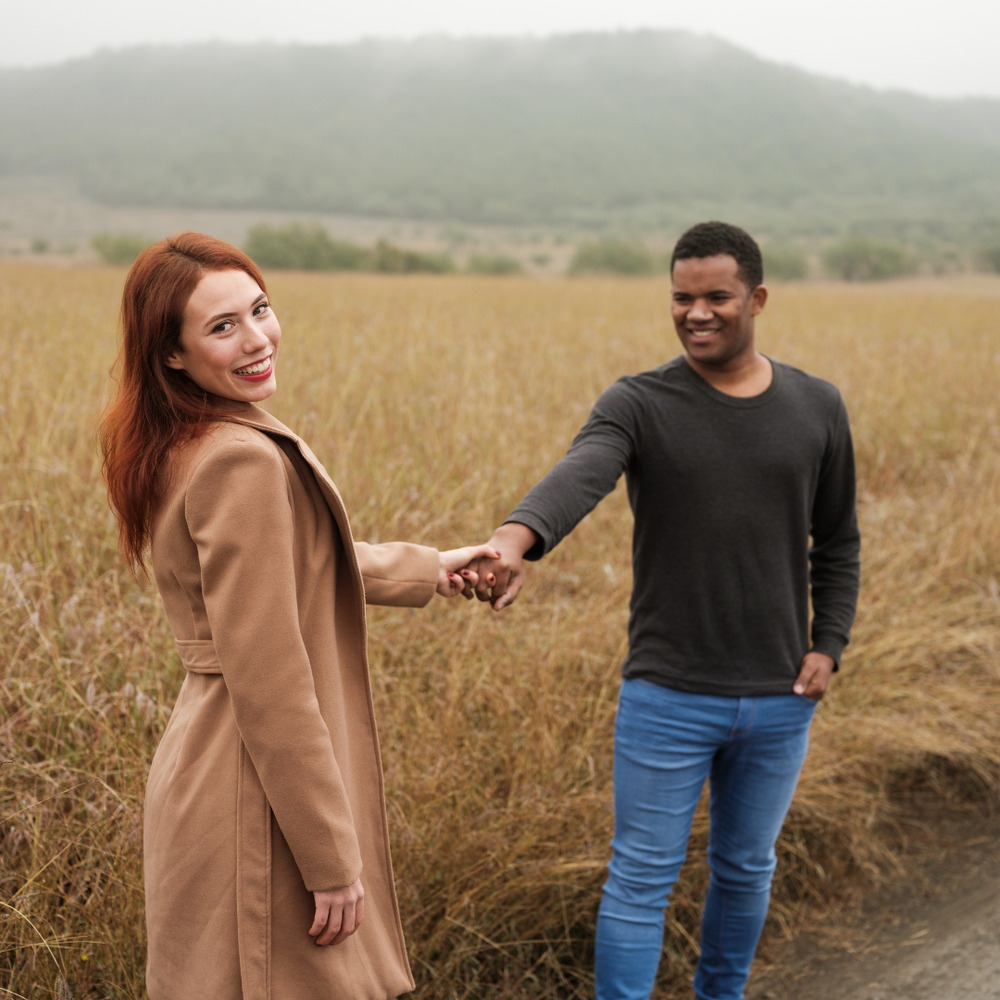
[684, 351, 773, 398]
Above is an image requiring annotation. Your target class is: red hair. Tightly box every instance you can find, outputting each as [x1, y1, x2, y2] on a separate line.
[99, 231, 268, 574]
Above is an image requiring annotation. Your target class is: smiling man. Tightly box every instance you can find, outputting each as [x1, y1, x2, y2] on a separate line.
[474, 222, 860, 1000]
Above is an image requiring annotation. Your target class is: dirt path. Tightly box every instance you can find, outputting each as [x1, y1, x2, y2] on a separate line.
[746, 808, 1000, 1000]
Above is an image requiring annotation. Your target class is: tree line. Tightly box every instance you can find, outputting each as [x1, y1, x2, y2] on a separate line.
[88, 223, 999, 281]
[3, 33, 1000, 248]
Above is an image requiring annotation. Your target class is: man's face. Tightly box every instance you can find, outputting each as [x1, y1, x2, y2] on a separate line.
[671, 254, 767, 369]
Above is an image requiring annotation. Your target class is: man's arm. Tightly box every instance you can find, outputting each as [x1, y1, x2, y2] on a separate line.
[475, 381, 639, 609]
[797, 395, 861, 699]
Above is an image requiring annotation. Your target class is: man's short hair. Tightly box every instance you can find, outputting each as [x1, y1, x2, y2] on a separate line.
[670, 221, 763, 290]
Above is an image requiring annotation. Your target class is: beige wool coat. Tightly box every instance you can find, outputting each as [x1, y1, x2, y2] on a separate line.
[145, 404, 440, 1000]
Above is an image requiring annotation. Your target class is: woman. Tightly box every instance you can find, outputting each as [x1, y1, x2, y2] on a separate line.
[100, 232, 496, 999]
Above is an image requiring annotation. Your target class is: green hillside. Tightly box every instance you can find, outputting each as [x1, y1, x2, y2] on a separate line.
[2, 31, 1000, 242]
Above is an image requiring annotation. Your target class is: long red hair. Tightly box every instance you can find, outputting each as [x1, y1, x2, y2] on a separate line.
[99, 231, 268, 574]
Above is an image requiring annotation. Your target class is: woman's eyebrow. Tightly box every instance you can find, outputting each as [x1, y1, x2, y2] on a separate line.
[205, 295, 266, 326]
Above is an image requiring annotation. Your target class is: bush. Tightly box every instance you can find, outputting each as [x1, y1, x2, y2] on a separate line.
[569, 239, 654, 275]
[31, 238, 50, 254]
[982, 245, 1000, 272]
[823, 236, 915, 281]
[245, 227, 455, 274]
[467, 254, 523, 275]
[91, 232, 153, 265]
[371, 240, 454, 274]
[244, 223, 368, 271]
[762, 245, 808, 280]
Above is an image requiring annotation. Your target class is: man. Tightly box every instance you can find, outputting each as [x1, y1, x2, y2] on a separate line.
[474, 221, 860, 1000]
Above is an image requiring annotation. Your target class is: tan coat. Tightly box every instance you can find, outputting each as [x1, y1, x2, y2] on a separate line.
[145, 405, 439, 1000]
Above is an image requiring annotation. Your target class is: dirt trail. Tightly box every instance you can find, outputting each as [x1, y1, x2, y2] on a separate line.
[746, 809, 1000, 1000]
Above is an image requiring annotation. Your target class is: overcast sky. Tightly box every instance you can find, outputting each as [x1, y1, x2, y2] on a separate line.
[4, 0, 999, 99]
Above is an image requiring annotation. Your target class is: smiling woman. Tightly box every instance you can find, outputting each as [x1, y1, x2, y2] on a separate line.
[164, 270, 281, 399]
[98, 232, 495, 1000]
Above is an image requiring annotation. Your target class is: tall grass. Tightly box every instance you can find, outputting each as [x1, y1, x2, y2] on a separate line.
[2, 265, 999, 999]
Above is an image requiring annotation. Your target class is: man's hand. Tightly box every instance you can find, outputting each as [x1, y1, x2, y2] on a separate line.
[793, 652, 836, 701]
[437, 543, 500, 598]
[310, 877, 364, 946]
[472, 522, 539, 610]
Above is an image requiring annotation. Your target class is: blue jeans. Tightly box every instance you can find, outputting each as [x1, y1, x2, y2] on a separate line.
[595, 678, 816, 1000]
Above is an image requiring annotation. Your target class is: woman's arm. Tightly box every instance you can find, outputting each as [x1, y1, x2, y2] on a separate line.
[354, 541, 439, 607]
[355, 541, 498, 605]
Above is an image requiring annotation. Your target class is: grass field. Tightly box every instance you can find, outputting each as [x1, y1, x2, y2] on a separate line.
[2, 263, 1000, 999]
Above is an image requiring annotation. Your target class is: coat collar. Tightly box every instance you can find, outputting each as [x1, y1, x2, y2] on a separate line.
[219, 403, 299, 442]
[220, 405, 352, 528]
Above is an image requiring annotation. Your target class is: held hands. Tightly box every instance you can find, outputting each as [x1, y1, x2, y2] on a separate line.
[310, 877, 364, 946]
[437, 543, 501, 598]
[793, 651, 836, 701]
[437, 525, 538, 606]
[469, 522, 538, 610]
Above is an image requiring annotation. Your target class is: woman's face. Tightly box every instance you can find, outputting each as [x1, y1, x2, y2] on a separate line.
[165, 269, 281, 403]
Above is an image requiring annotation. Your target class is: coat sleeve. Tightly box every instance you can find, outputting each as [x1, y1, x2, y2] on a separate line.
[185, 429, 363, 892]
[354, 541, 440, 607]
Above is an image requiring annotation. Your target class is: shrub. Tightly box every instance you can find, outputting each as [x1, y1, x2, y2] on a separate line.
[823, 236, 915, 281]
[371, 240, 454, 274]
[244, 223, 368, 271]
[91, 232, 152, 265]
[569, 239, 654, 276]
[762, 245, 808, 280]
[982, 245, 1000, 272]
[31, 238, 50, 254]
[467, 254, 523, 275]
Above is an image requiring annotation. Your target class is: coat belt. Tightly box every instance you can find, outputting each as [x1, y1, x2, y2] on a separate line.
[174, 639, 223, 674]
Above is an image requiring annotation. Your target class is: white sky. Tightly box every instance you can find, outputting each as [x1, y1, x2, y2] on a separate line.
[3, 0, 999, 99]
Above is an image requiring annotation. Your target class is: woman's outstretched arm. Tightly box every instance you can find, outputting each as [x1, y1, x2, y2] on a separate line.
[354, 541, 498, 605]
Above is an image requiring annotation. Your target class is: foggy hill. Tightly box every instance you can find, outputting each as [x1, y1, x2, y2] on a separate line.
[2, 31, 1000, 241]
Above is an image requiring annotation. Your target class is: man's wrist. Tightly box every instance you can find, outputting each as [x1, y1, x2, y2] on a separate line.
[810, 636, 844, 669]
[490, 521, 538, 560]
[805, 650, 835, 666]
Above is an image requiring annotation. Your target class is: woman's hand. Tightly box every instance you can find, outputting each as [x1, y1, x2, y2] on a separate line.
[437, 543, 501, 598]
[310, 878, 364, 946]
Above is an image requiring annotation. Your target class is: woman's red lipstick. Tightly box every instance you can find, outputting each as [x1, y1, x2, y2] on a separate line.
[232, 356, 273, 382]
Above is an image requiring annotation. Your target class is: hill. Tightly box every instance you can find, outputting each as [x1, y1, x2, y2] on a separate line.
[2, 32, 1000, 242]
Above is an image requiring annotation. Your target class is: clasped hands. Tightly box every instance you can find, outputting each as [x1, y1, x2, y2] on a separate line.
[437, 522, 537, 606]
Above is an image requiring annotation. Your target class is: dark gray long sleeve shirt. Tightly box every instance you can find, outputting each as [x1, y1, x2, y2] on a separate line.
[508, 356, 860, 697]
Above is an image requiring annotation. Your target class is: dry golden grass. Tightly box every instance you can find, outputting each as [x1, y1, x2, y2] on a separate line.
[2, 263, 999, 999]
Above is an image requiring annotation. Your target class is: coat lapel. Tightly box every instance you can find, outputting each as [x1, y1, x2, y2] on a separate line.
[224, 408, 364, 587]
